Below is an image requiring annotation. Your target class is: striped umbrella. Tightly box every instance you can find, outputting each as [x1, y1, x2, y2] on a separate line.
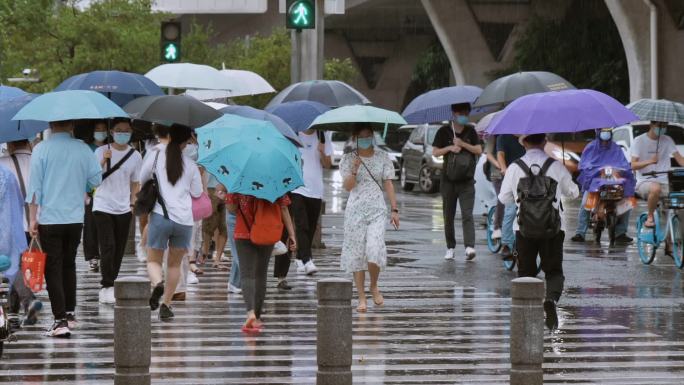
[627, 99, 684, 124]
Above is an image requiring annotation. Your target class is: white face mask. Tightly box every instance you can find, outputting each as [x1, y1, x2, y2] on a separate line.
[183, 143, 198, 161]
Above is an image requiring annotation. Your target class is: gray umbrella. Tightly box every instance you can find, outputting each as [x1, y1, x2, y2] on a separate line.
[473, 71, 576, 108]
[123, 95, 222, 129]
[265, 80, 370, 109]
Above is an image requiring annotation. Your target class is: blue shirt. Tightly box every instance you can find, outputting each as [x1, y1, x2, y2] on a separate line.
[26, 132, 102, 224]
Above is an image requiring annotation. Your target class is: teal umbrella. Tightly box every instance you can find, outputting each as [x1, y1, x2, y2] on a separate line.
[196, 114, 304, 203]
[12, 90, 128, 122]
[627, 98, 684, 124]
[308, 105, 407, 136]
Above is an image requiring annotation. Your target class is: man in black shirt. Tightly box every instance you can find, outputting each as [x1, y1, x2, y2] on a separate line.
[432, 103, 482, 261]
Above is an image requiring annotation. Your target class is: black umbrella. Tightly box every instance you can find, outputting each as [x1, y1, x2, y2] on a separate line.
[265, 80, 370, 109]
[473, 71, 576, 108]
[123, 95, 222, 129]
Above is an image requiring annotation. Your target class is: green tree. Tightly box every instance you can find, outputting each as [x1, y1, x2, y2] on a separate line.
[403, 41, 452, 109]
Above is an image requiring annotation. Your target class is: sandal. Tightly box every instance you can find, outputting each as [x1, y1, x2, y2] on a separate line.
[241, 316, 262, 334]
[212, 262, 230, 271]
[189, 262, 204, 275]
[196, 252, 207, 266]
[645, 216, 655, 228]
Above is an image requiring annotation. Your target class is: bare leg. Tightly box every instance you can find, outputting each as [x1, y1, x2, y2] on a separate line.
[646, 183, 661, 226]
[368, 263, 383, 306]
[213, 234, 228, 270]
[146, 248, 164, 286]
[162, 247, 185, 305]
[353, 271, 367, 312]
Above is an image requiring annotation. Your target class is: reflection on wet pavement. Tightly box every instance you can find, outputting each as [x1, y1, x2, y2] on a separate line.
[2, 170, 684, 384]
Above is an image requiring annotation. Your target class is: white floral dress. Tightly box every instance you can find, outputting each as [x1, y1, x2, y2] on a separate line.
[340, 149, 394, 273]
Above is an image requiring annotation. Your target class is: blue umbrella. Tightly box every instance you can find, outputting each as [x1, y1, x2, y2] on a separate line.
[219, 105, 302, 147]
[54, 70, 164, 107]
[402, 86, 483, 124]
[0, 94, 48, 143]
[12, 90, 128, 122]
[0, 85, 28, 102]
[265, 100, 330, 133]
[196, 114, 304, 202]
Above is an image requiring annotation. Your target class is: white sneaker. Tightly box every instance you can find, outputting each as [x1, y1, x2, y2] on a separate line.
[465, 247, 477, 261]
[228, 284, 242, 294]
[304, 260, 318, 275]
[99, 288, 115, 304]
[295, 259, 306, 273]
[187, 272, 199, 285]
[491, 229, 502, 240]
[444, 248, 455, 260]
[107, 287, 116, 303]
[136, 243, 147, 263]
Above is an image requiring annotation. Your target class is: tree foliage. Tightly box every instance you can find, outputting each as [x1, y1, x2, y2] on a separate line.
[403, 41, 451, 109]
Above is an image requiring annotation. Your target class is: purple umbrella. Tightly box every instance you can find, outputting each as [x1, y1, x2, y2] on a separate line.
[486, 89, 638, 135]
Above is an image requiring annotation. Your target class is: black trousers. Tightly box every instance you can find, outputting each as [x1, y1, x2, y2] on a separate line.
[9, 232, 36, 314]
[83, 197, 99, 261]
[94, 211, 132, 288]
[515, 230, 565, 302]
[236, 240, 273, 319]
[289, 193, 322, 263]
[440, 179, 476, 249]
[39, 223, 83, 320]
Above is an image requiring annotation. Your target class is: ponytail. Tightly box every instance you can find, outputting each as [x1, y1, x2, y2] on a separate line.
[166, 124, 192, 185]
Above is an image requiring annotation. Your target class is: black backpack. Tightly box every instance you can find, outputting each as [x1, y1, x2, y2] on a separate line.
[515, 158, 561, 239]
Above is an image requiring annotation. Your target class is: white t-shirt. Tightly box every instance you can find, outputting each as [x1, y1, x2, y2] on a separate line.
[292, 131, 333, 199]
[139, 144, 203, 226]
[93, 145, 142, 215]
[631, 133, 677, 187]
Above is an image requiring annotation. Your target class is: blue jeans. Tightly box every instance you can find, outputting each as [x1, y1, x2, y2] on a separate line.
[575, 192, 630, 236]
[501, 203, 516, 248]
[226, 212, 240, 288]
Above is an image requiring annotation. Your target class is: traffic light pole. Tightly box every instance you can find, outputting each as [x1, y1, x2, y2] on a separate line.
[290, 0, 324, 83]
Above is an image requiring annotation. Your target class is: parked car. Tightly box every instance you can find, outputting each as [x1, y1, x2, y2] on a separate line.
[399, 124, 445, 193]
[613, 122, 684, 166]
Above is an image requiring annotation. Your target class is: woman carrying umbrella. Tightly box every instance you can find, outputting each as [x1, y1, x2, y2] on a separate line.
[340, 124, 400, 312]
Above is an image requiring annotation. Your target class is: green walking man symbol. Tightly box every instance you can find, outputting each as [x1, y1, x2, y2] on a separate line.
[165, 43, 178, 61]
[293, 3, 309, 25]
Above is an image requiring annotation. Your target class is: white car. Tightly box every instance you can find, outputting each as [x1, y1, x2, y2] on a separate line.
[613, 122, 684, 163]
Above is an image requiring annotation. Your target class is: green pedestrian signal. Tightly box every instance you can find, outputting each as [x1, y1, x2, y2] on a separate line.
[161, 21, 182, 63]
[286, 0, 315, 30]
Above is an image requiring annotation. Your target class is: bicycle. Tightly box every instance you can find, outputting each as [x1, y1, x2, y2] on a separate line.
[486, 205, 502, 253]
[635, 170, 684, 269]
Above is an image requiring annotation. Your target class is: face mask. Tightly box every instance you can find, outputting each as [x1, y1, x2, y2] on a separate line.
[93, 132, 107, 142]
[183, 143, 199, 161]
[357, 137, 373, 150]
[655, 127, 667, 136]
[113, 132, 131, 145]
[456, 115, 469, 125]
[599, 131, 612, 141]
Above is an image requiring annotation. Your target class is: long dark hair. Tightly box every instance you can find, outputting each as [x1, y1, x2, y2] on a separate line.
[166, 125, 192, 185]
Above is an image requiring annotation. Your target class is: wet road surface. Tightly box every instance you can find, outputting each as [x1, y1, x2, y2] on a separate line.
[2, 170, 684, 384]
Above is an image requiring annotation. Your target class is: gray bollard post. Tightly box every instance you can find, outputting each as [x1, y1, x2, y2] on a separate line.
[510, 277, 545, 385]
[317, 278, 352, 385]
[114, 276, 151, 385]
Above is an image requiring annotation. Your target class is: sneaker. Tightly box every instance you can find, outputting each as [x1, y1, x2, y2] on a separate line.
[615, 234, 633, 244]
[107, 287, 116, 304]
[187, 271, 199, 285]
[149, 281, 165, 311]
[99, 287, 115, 304]
[491, 228, 502, 240]
[465, 247, 476, 261]
[544, 300, 559, 331]
[444, 248, 455, 260]
[45, 319, 70, 337]
[277, 280, 293, 291]
[304, 261, 318, 275]
[66, 313, 77, 329]
[136, 243, 147, 263]
[8, 314, 21, 333]
[23, 300, 43, 326]
[159, 303, 174, 320]
[571, 234, 585, 242]
[88, 259, 99, 272]
[295, 259, 305, 273]
[228, 284, 242, 294]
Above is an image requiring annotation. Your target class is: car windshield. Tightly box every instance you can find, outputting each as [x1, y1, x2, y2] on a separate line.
[633, 125, 684, 145]
[384, 129, 411, 152]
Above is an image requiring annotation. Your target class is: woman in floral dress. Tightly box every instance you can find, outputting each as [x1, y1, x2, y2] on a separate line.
[340, 124, 400, 312]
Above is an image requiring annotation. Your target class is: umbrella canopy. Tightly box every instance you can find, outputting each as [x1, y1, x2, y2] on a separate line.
[196, 114, 304, 202]
[54, 70, 164, 107]
[145, 63, 235, 91]
[627, 99, 684, 124]
[474, 71, 575, 108]
[266, 80, 370, 109]
[486, 89, 639, 136]
[402, 85, 483, 124]
[203, 101, 231, 110]
[308, 105, 407, 132]
[219, 105, 302, 147]
[123, 95, 222, 129]
[0, 94, 48, 143]
[12, 90, 128, 122]
[474, 112, 498, 134]
[185, 69, 276, 99]
[0, 85, 27, 102]
[265, 100, 330, 133]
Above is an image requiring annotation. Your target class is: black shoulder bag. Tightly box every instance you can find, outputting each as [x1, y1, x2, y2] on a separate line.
[133, 151, 169, 218]
[102, 149, 135, 181]
[445, 125, 476, 182]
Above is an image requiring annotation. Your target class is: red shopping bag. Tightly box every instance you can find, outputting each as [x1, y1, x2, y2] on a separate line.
[21, 237, 46, 293]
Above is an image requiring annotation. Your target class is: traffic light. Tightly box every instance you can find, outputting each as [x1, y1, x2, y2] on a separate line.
[161, 21, 181, 63]
[286, 0, 315, 30]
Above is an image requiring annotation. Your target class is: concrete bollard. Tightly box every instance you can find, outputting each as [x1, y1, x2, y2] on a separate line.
[124, 215, 136, 255]
[510, 277, 545, 385]
[317, 278, 352, 385]
[114, 276, 151, 385]
[312, 200, 326, 249]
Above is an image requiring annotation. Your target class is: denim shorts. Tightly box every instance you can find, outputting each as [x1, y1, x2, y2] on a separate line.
[147, 212, 193, 250]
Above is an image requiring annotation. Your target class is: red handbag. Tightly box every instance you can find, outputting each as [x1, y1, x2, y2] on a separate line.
[21, 237, 46, 293]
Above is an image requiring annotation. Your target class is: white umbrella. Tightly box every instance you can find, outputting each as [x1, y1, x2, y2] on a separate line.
[185, 68, 275, 100]
[475, 112, 498, 134]
[202, 101, 230, 110]
[145, 63, 236, 91]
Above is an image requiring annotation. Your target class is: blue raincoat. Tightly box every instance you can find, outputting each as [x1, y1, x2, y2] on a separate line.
[577, 139, 636, 197]
[0, 164, 28, 283]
